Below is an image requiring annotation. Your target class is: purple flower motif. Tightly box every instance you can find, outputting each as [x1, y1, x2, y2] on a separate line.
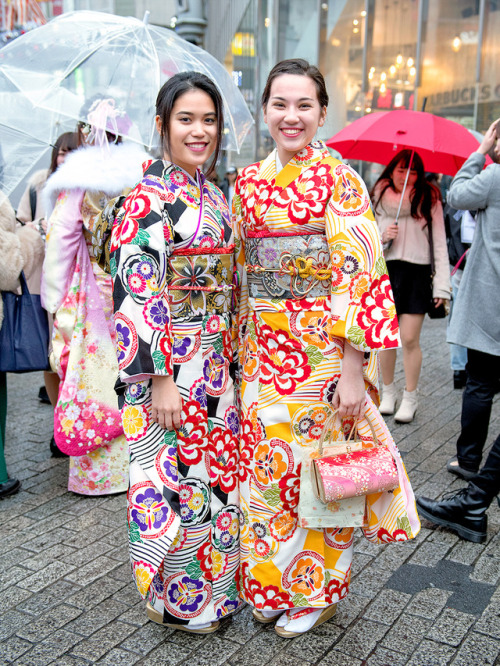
[115, 322, 131, 362]
[173, 336, 191, 357]
[298, 416, 315, 435]
[181, 506, 194, 522]
[216, 600, 239, 618]
[131, 487, 169, 532]
[225, 408, 239, 436]
[137, 260, 154, 279]
[163, 459, 177, 482]
[143, 297, 170, 331]
[203, 353, 225, 390]
[192, 383, 207, 409]
[168, 576, 205, 613]
[258, 246, 278, 263]
[151, 572, 164, 596]
[342, 255, 359, 275]
[219, 532, 234, 548]
[150, 300, 169, 325]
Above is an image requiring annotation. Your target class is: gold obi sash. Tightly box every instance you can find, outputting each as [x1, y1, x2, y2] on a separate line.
[167, 246, 234, 319]
[245, 233, 331, 299]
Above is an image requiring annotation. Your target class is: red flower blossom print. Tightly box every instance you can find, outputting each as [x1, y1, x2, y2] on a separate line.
[356, 274, 399, 348]
[268, 508, 298, 542]
[377, 527, 409, 543]
[241, 563, 293, 609]
[258, 324, 311, 395]
[196, 542, 213, 581]
[177, 400, 208, 465]
[123, 189, 152, 220]
[325, 572, 350, 604]
[111, 214, 139, 251]
[207, 427, 239, 493]
[278, 469, 301, 508]
[239, 419, 257, 482]
[273, 166, 333, 224]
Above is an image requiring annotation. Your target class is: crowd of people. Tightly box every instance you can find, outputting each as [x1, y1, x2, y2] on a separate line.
[0, 57, 499, 637]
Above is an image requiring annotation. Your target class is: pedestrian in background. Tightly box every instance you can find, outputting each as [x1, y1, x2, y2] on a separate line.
[372, 150, 450, 423]
[233, 58, 419, 638]
[443, 118, 500, 481]
[219, 165, 237, 209]
[41, 99, 144, 495]
[17, 131, 78, 455]
[111, 72, 240, 633]
[0, 191, 44, 498]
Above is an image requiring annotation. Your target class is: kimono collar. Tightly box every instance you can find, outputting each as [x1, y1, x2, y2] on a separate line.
[270, 140, 331, 191]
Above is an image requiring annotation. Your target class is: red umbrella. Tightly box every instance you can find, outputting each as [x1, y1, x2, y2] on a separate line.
[326, 109, 491, 176]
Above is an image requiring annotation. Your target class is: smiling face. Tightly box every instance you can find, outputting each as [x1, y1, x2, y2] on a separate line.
[263, 74, 327, 166]
[156, 88, 218, 177]
[391, 160, 418, 193]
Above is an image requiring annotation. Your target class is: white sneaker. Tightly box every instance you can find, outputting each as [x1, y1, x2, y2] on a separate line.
[394, 389, 418, 423]
[379, 383, 397, 415]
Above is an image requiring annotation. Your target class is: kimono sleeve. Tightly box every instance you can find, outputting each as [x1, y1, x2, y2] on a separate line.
[111, 180, 174, 383]
[325, 163, 400, 352]
[41, 189, 84, 313]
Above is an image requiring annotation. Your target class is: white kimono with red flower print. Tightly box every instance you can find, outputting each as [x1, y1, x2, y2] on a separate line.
[111, 159, 240, 627]
[233, 141, 420, 612]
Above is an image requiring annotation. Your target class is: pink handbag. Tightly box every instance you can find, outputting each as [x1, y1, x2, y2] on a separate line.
[310, 417, 399, 503]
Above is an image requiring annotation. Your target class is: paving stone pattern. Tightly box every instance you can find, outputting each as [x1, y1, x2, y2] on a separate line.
[1, 318, 499, 665]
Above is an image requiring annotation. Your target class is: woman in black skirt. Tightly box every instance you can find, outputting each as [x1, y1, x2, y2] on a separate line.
[371, 150, 450, 422]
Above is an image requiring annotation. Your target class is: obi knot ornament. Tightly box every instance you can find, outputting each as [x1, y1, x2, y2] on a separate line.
[311, 413, 399, 504]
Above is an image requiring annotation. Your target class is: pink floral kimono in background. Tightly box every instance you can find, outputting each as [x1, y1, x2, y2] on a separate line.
[233, 141, 421, 611]
[42, 144, 144, 494]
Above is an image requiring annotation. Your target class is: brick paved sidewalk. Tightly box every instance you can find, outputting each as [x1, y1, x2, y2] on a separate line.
[1, 318, 499, 666]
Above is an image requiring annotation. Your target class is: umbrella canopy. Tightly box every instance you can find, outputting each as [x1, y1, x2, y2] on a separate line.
[0, 10, 253, 152]
[326, 110, 490, 176]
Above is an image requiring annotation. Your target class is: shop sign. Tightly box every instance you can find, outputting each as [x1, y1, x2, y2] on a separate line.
[427, 84, 500, 108]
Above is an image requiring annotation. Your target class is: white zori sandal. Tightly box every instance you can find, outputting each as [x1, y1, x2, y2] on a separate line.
[274, 605, 337, 638]
[146, 602, 220, 634]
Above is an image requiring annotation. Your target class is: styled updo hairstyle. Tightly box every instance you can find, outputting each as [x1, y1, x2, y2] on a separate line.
[261, 58, 329, 109]
[156, 71, 224, 174]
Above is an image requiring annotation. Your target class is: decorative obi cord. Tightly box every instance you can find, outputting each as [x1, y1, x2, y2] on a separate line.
[245, 232, 331, 299]
[167, 244, 235, 318]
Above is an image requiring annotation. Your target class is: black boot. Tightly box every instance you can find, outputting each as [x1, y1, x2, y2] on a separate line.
[0, 478, 21, 499]
[416, 484, 489, 543]
[50, 436, 69, 458]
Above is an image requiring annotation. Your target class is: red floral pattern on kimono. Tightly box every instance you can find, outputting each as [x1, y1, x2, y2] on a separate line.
[233, 141, 420, 611]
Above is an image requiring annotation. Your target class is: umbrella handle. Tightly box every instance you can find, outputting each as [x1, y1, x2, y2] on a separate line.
[384, 151, 415, 251]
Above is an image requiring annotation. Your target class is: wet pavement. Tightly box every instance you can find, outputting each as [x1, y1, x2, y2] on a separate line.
[1, 317, 499, 665]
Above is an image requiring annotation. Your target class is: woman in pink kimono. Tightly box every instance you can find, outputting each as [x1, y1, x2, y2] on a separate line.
[234, 59, 420, 637]
[41, 101, 146, 494]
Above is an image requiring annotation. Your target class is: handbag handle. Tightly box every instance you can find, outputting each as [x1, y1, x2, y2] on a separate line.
[318, 408, 379, 457]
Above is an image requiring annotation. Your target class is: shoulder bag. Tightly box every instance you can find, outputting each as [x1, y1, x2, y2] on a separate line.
[0, 272, 50, 372]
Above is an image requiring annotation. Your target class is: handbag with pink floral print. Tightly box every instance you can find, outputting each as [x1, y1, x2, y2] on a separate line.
[310, 413, 399, 503]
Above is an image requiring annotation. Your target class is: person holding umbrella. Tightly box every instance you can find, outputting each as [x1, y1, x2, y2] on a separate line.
[111, 72, 240, 633]
[372, 149, 450, 422]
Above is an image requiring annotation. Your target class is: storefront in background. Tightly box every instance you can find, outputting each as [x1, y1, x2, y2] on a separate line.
[222, 0, 500, 167]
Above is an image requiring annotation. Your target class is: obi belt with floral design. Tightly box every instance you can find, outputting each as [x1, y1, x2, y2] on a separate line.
[167, 246, 234, 319]
[245, 233, 331, 299]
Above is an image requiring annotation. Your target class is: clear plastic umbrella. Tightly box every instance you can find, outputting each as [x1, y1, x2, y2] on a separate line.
[0, 10, 253, 152]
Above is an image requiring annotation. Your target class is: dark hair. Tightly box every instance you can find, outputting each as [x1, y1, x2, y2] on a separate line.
[48, 131, 78, 175]
[371, 149, 440, 226]
[261, 58, 329, 108]
[155, 71, 224, 175]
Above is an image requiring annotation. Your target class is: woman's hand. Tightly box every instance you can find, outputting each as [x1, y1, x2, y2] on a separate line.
[332, 343, 366, 419]
[151, 376, 183, 430]
[433, 297, 444, 308]
[383, 223, 398, 243]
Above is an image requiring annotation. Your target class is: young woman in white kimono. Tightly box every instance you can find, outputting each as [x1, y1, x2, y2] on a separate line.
[111, 72, 240, 633]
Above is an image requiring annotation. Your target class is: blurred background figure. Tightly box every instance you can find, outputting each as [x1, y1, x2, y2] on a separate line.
[445, 119, 500, 481]
[219, 165, 237, 210]
[371, 149, 450, 423]
[16, 131, 78, 456]
[41, 98, 147, 495]
[443, 202, 474, 390]
[0, 191, 44, 498]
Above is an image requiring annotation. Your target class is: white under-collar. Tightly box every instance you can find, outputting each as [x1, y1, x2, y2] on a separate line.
[275, 151, 284, 174]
